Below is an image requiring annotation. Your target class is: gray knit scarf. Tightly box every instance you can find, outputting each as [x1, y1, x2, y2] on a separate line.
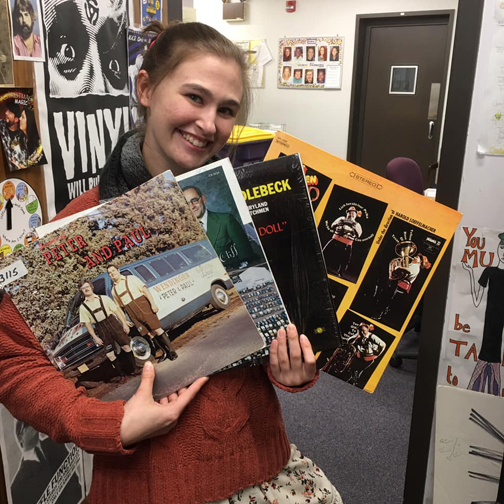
[98, 130, 221, 202]
[98, 130, 152, 202]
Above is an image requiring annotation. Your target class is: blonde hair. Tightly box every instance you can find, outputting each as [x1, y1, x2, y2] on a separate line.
[140, 21, 251, 137]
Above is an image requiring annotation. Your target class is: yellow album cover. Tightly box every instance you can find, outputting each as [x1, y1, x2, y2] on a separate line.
[265, 132, 462, 392]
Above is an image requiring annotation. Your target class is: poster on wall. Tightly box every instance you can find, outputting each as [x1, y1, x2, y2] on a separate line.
[235, 39, 273, 89]
[0, 406, 87, 504]
[265, 132, 462, 392]
[477, 25, 504, 155]
[141, 0, 161, 26]
[7, 0, 45, 61]
[440, 225, 504, 398]
[433, 386, 503, 504]
[127, 28, 154, 127]
[0, 0, 14, 86]
[34, 0, 130, 219]
[278, 36, 344, 90]
[0, 88, 47, 171]
[0, 178, 41, 257]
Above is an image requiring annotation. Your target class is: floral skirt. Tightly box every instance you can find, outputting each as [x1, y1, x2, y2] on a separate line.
[211, 444, 343, 504]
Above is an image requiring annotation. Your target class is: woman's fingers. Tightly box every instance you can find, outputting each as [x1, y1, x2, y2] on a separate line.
[300, 334, 317, 375]
[275, 327, 290, 369]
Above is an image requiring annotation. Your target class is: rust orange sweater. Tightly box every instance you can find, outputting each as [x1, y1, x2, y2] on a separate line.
[0, 186, 318, 504]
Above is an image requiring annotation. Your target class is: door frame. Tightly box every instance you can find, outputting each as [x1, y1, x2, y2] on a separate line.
[347, 10, 455, 168]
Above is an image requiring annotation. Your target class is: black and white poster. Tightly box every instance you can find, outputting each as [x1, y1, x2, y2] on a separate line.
[127, 27, 153, 127]
[0, 406, 88, 504]
[35, 0, 130, 218]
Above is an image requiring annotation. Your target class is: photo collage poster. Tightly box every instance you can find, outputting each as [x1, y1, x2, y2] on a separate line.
[440, 225, 504, 398]
[0, 88, 47, 171]
[278, 36, 344, 90]
[35, 0, 130, 218]
[177, 158, 289, 367]
[265, 132, 462, 392]
[0, 405, 89, 504]
[0, 171, 264, 402]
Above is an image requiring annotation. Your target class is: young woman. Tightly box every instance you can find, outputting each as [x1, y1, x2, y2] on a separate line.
[0, 22, 342, 504]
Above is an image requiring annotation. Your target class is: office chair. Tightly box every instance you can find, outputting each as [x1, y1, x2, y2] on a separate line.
[385, 157, 424, 368]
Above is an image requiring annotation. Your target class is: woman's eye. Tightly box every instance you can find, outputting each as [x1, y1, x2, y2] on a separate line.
[188, 94, 203, 104]
[219, 107, 236, 117]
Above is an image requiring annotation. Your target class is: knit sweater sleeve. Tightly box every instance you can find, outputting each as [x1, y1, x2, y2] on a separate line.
[0, 296, 133, 455]
[265, 364, 319, 393]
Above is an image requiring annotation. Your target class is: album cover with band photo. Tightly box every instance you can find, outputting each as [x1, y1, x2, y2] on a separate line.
[1, 171, 264, 402]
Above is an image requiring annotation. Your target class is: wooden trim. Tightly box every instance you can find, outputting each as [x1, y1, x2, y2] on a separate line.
[403, 1, 485, 502]
[347, 10, 455, 165]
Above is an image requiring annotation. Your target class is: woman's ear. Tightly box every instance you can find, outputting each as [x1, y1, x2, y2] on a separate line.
[137, 70, 152, 108]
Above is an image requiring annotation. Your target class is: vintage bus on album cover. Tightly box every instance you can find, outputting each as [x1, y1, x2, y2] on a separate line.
[0, 171, 264, 402]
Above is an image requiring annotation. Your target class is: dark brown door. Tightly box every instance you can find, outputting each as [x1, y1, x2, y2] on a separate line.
[349, 13, 454, 185]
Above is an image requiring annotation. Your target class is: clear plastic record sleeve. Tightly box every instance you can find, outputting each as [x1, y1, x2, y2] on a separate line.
[234, 154, 342, 356]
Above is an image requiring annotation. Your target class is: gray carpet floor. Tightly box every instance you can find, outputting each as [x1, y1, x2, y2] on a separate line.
[277, 330, 419, 504]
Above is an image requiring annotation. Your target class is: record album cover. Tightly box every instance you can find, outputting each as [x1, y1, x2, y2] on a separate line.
[0, 172, 264, 401]
[177, 158, 289, 367]
[265, 132, 462, 392]
[234, 154, 342, 356]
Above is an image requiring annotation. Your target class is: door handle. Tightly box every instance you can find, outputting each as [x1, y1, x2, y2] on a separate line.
[428, 121, 435, 140]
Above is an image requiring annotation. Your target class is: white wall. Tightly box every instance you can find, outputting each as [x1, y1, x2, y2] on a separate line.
[194, 0, 458, 159]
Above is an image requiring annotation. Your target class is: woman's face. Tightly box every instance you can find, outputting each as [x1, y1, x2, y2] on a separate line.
[284, 47, 291, 58]
[331, 47, 338, 58]
[282, 67, 291, 79]
[307, 47, 314, 60]
[294, 70, 301, 80]
[19, 110, 27, 133]
[139, 54, 243, 176]
[306, 71, 313, 83]
[320, 47, 325, 56]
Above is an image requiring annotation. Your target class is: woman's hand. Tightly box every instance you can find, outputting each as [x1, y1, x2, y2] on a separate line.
[120, 361, 208, 447]
[269, 324, 316, 387]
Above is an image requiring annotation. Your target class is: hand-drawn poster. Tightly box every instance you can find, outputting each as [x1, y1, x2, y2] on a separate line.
[0, 0, 14, 86]
[434, 386, 503, 504]
[127, 28, 154, 127]
[0, 88, 47, 171]
[0, 178, 42, 257]
[35, 0, 130, 218]
[0, 406, 87, 504]
[278, 36, 344, 90]
[8, 0, 45, 62]
[477, 25, 504, 155]
[441, 226, 504, 398]
[265, 132, 462, 392]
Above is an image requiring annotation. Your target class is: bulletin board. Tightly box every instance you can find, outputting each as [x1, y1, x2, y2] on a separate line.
[278, 36, 344, 90]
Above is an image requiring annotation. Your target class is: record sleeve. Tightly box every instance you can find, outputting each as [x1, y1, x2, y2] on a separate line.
[177, 158, 290, 367]
[265, 132, 462, 392]
[234, 153, 342, 355]
[0, 172, 264, 401]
